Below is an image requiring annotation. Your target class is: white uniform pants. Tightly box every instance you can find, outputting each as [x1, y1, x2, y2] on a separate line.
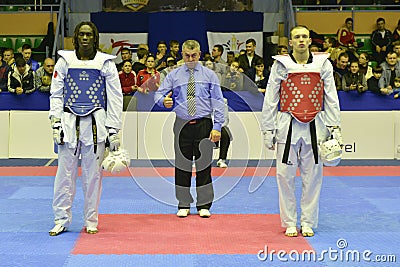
[52, 141, 105, 228]
[275, 138, 323, 229]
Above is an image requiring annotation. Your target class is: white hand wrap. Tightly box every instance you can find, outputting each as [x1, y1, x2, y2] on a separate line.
[108, 128, 120, 151]
[51, 117, 64, 145]
[263, 130, 275, 150]
[328, 126, 343, 147]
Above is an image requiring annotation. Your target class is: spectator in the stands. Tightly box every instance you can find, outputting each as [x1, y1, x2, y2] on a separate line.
[21, 44, 40, 71]
[116, 47, 133, 71]
[358, 52, 373, 80]
[323, 37, 337, 53]
[202, 51, 212, 61]
[371, 17, 393, 64]
[155, 40, 168, 71]
[367, 65, 383, 94]
[392, 19, 400, 42]
[137, 54, 160, 93]
[204, 59, 222, 82]
[35, 57, 55, 93]
[0, 50, 11, 93]
[132, 47, 148, 75]
[211, 44, 227, 77]
[342, 60, 367, 93]
[277, 45, 288, 55]
[379, 51, 400, 95]
[323, 36, 344, 62]
[211, 44, 226, 65]
[333, 52, 350, 90]
[119, 60, 140, 95]
[226, 51, 236, 66]
[392, 41, 400, 62]
[309, 44, 320, 53]
[381, 0, 400, 10]
[337, 18, 358, 49]
[132, 43, 149, 62]
[270, 45, 289, 69]
[137, 43, 149, 51]
[8, 57, 35, 95]
[3, 48, 15, 67]
[221, 60, 243, 91]
[245, 57, 269, 93]
[237, 38, 263, 73]
[335, 0, 362, 10]
[337, 18, 360, 62]
[159, 56, 177, 85]
[392, 76, 400, 99]
[216, 98, 232, 169]
[32, 21, 55, 58]
[166, 40, 181, 62]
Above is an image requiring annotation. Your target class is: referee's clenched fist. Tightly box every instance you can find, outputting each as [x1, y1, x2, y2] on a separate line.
[163, 91, 173, 108]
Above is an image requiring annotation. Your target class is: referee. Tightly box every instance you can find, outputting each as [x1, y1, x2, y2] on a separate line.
[155, 39, 225, 218]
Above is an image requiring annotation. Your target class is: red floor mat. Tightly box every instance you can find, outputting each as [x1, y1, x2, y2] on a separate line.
[72, 214, 313, 255]
[1, 166, 400, 177]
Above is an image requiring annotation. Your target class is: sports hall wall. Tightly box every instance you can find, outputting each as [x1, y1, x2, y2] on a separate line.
[0, 13, 57, 35]
[295, 11, 400, 35]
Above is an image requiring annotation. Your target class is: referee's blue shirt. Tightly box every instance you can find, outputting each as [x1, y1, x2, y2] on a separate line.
[155, 62, 225, 132]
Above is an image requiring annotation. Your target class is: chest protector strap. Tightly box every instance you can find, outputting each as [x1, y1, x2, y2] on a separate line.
[281, 119, 319, 164]
[73, 114, 98, 156]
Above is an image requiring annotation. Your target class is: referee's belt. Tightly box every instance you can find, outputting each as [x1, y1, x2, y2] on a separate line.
[177, 115, 211, 125]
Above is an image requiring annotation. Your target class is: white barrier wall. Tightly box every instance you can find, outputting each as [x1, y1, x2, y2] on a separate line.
[8, 111, 56, 158]
[137, 112, 175, 160]
[0, 111, 9, 159]
[121, 112, 138, 160]
[394, 112, 400, 160]
[341, 111, 394, 159]
[4, 110, 400, 160]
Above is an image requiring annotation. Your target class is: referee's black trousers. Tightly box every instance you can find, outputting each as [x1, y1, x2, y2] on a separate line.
[173, 117, 214, 210]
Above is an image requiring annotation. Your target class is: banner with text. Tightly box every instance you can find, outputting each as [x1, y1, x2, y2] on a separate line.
[99, 33, 148, 61]
[207, 32, 263, 62]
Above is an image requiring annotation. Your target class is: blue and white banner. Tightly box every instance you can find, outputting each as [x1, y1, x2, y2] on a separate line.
[99, 33, 148, 61]
[207, 32, 263, 62]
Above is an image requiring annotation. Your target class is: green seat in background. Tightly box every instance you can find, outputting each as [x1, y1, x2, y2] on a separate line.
[3, 6, 19, 12]
[14, 38, 32, 52]
[369, 61, 378, 68]
[0, 37, 13, 49]
[34, 37, 43, 49]
[357, 38, 373, 55]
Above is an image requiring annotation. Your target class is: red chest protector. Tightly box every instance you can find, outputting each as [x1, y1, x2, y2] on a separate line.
[274, 53, 329, 123]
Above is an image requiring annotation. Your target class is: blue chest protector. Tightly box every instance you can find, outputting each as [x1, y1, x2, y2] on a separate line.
[64, 68, 106, 116]
[58, 50, 113, 116]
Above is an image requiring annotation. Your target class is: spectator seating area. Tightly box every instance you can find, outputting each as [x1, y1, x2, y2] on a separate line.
[0, 36, 44, 53]
[0, 3, 58, 12]
[0, 90, 399, 112]
[0, 5, 32, 12]
[0, 36, 47, 66]
[320, 34, 378, 67]
[292, 1, 398, 9]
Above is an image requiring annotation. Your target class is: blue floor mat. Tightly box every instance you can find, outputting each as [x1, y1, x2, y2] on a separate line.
[0, 169, 399, 267]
